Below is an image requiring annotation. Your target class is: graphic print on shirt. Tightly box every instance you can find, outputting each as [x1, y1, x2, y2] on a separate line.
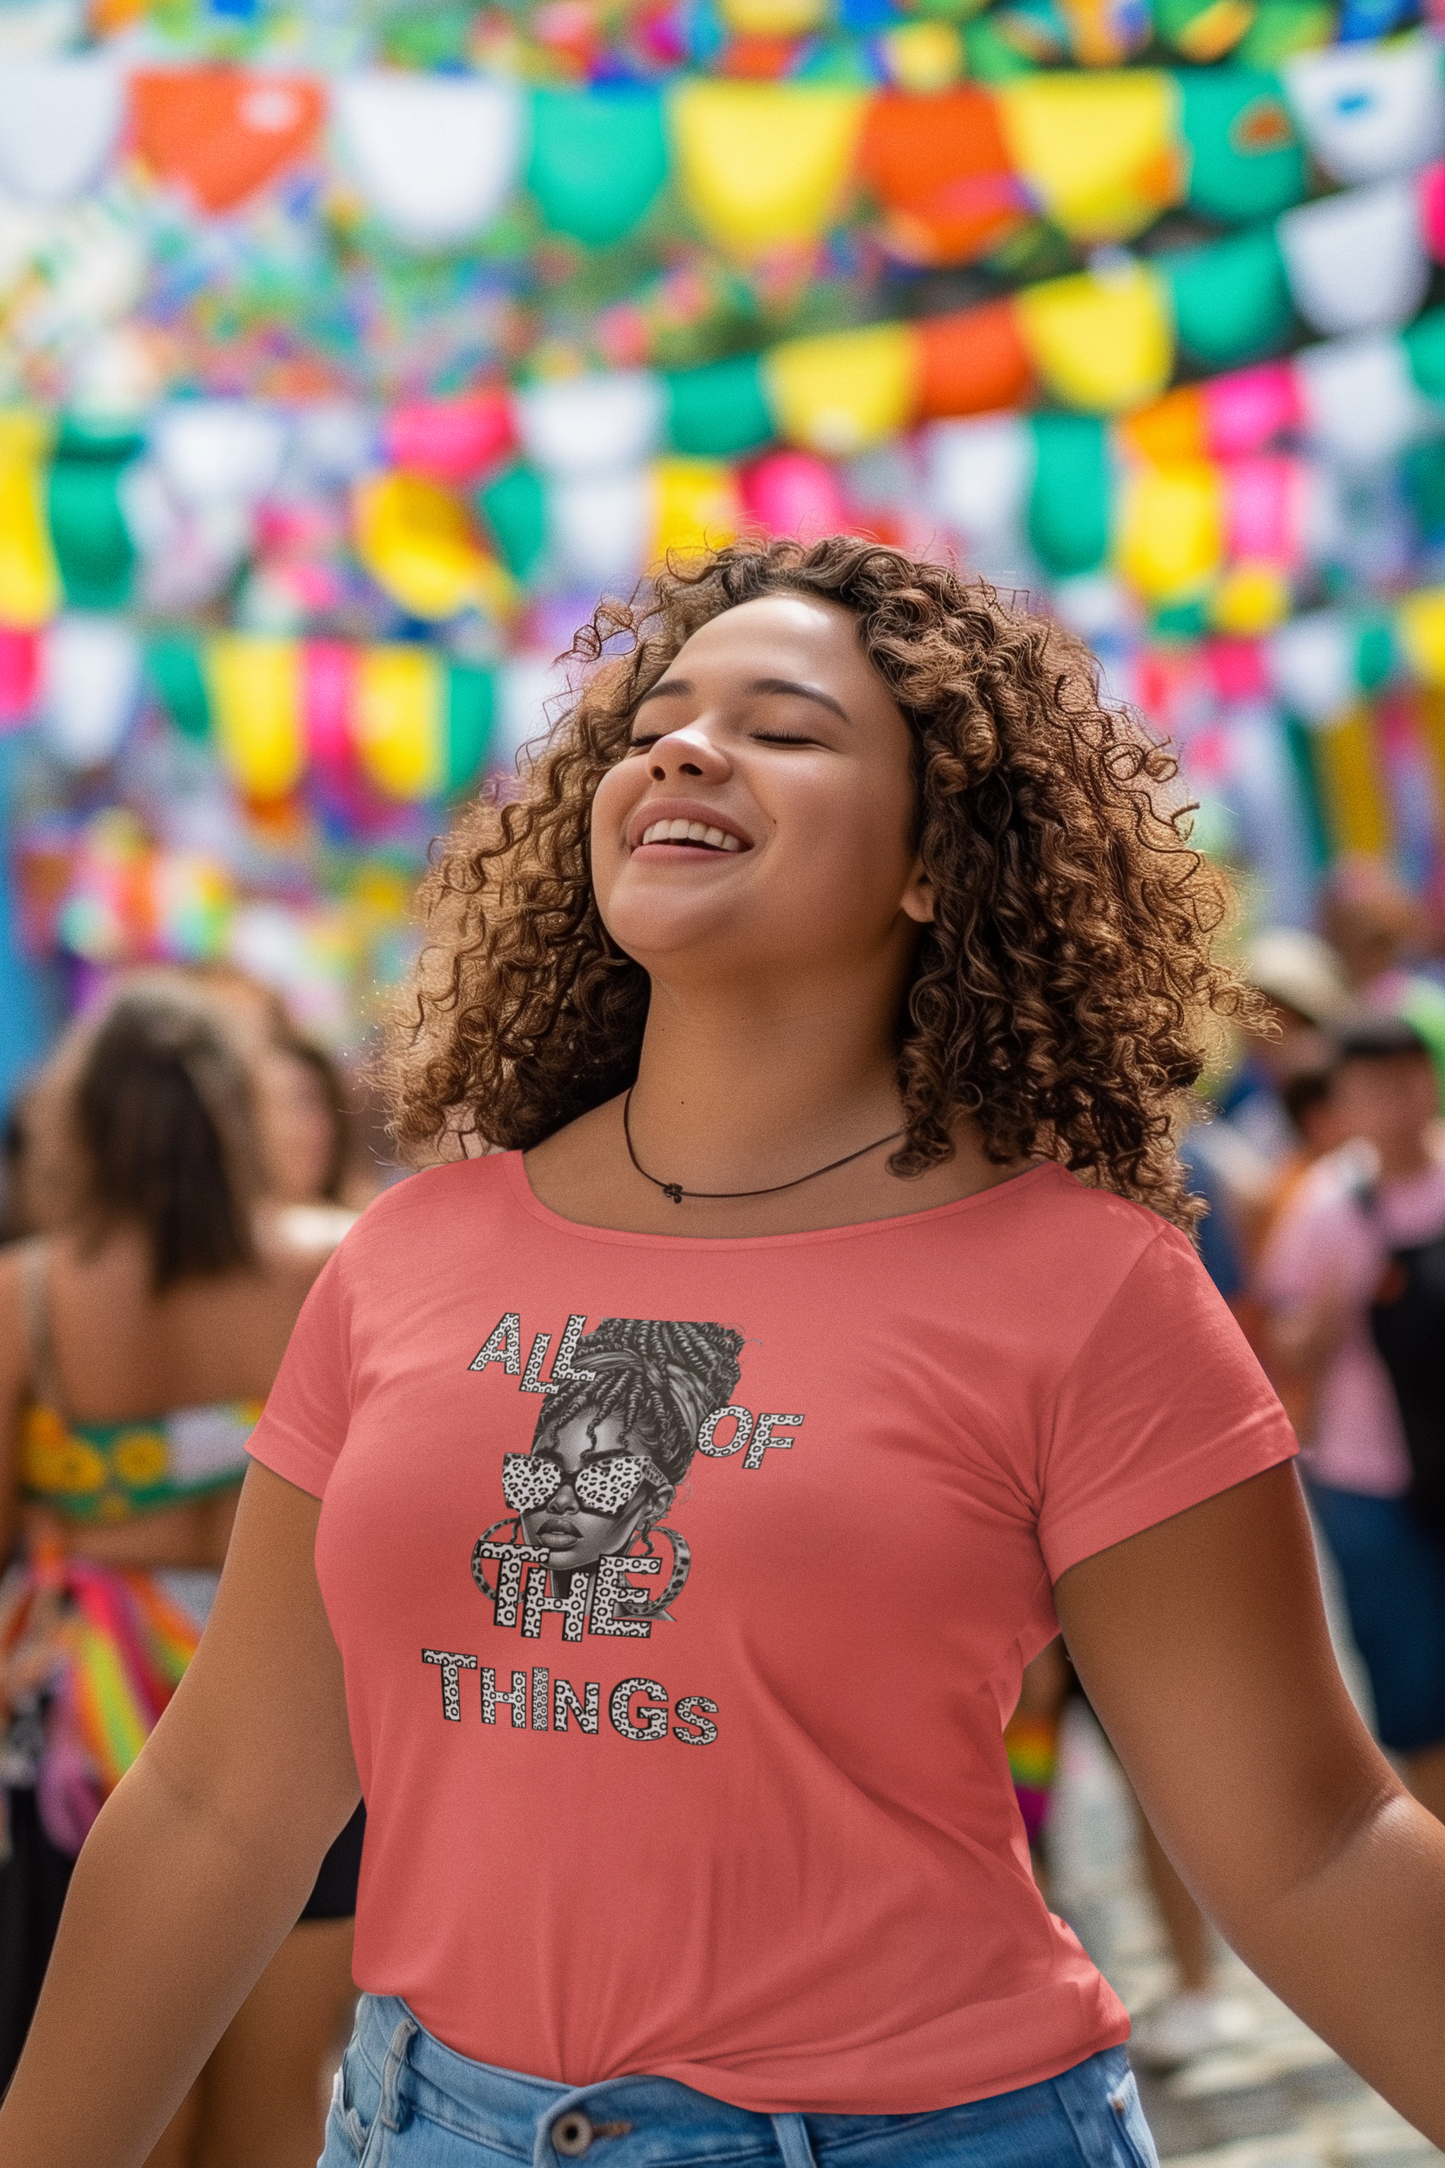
[470, 1314, 746, 1643]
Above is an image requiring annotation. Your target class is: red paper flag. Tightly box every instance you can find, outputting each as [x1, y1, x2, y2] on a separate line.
[130, 69, 325, 214]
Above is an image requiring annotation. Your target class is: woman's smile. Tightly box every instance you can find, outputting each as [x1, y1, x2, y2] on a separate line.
[626, 797, 753, 861]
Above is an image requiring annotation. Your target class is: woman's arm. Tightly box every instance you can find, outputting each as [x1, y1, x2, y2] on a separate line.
[0, 1460, 360, 2168]
[1055, 1462, 1445, 2142]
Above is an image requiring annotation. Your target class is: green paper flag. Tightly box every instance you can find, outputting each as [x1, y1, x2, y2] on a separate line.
[445, 662, 496, 793]
[527, 88, 669, 250]
[145, 634, 212, 743]
[1159, 223, 1293, 369]
[1154, 0, 1253, 59]
[1405, 441, 1445, 543]
[962, 14, 1040, 77]
[1236, 0, 1336, 68]
[1354, 614, 1395, 694]
[1175, 67, 1306, 226]
[1027, 413, 1109, 576]
[46, 424, 141, 612]
[1403, 307, 1445, 404]
[665, 354, 775, 459]
[478, 463, 548, 583]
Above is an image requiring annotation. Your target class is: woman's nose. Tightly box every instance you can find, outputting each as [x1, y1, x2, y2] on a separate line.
[647, 724, 730, 784]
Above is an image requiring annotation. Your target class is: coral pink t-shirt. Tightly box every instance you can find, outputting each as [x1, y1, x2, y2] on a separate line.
[248, 1153, 1295, 2116]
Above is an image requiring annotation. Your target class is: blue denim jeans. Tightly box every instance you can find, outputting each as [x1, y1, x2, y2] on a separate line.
[320, 1993, 1159, 2168]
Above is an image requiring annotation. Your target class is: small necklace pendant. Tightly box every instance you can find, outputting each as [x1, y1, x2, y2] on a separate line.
[663, 1182, 684, 1204]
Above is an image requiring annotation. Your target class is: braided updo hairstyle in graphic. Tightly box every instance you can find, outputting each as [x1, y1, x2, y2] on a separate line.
[532, 1317, 744, 1508]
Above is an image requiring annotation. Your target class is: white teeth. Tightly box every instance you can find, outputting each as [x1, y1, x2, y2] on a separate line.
[638, 817, 744, 850]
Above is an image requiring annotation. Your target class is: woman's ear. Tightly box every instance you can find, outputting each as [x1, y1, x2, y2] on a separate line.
[643, 1481, 677, 1527]
[901, 857, 934, 926]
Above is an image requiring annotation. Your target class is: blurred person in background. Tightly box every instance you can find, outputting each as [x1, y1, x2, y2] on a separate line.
[1260, 1015, 1445, 1824]
[184, 962, 380, 1215]
[1322, 861, 1445, 1105]
[1219, 928, 1350, 1170]
[254, 1028, 376, 1216]
[1187, 928, 1350, 1272]
[0, 978, 360, 2167]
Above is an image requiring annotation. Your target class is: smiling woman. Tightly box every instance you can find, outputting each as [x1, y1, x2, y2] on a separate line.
[6, 538, 1445, 2168]
[388, 537, 1243, 1226]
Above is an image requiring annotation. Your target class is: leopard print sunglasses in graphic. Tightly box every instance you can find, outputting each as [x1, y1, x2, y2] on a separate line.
[501, 1450, 671, 1517]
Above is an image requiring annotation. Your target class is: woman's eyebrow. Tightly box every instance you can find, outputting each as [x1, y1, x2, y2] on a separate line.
[635, 676, 850, 721]
[751, 677, 850, 722]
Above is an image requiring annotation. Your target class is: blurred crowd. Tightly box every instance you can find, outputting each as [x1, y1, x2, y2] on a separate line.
[1010, 857, 1445, 2080]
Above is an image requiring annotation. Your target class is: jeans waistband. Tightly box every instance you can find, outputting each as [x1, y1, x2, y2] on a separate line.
[346, 1993, 824, 2168]
[343, 1993, 1143, 2168]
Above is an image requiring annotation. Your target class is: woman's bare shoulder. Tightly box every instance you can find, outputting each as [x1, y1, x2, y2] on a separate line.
[0, 1242, 32, 1377]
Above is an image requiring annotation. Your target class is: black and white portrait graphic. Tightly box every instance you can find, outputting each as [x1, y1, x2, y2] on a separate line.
[474, 1317, 744, 1632]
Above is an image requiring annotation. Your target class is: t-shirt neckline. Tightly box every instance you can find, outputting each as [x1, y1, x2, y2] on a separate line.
[501, 1148, 1060, 1252]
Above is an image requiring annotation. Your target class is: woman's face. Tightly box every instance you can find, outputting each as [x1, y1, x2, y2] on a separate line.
[520, 1412, 665, 1575]
[255, 1049, 338, 1205]
[590, 595, 931, 991]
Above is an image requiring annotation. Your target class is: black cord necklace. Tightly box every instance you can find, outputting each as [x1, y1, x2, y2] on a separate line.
[623, 1088, 903, 1205]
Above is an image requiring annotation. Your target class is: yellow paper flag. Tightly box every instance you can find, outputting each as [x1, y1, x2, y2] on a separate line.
[355, 471, 516, 624]
[718, 0, 826, 28]
[1396, 588, 1445, 687]
[208, 636, 304, 802]
[355, 643, 444, 802]
[764, 322, 920, 456]
[1312, 704, 1391, 860]
[669, 82, 867, 258]
[650, 458, 742, 566]
[1017, 262, 1173, 414]
[0, 411, 60, 629]
[1211, 562, 1291, 636]
[1116, 458, 1224, 603]
[995, 73, 1183, 243]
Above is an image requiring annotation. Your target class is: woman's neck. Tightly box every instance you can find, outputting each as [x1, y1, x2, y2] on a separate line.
[524, 979, 1031, 1238]
[626, 985, 907, 1195]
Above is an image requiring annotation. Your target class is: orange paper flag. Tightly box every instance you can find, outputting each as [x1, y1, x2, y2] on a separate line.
[859, 89, 1027, 268]
[130, 69, 325, 214]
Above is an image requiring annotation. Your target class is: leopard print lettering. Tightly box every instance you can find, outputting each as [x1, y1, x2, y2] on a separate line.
[608, 1677, 668, 1741]
[672, 1694, 720, 1745]
[696, 1405, 755, 1458]
[469, 1313, 521, 1374]
[422, 1648, 478, 1721]
[520, 1331, 553, 1395]
[744, 1413, 805, 1470]
[481, 1667, 528, 1727]
[473, 1538, 547, 1626]
[588, 1552, 660, 1638]
[521, 1561, 589, 1641]
[553, 1678, 601, 1733]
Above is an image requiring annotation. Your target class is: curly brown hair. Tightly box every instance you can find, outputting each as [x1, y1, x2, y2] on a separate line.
[384, 536, 1253, 1227]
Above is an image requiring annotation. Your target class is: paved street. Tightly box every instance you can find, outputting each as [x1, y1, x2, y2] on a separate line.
[1049, 1706, 1443, 2168]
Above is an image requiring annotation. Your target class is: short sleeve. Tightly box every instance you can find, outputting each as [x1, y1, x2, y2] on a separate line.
[1037, 1224, 1297, 1582]
[247, 1247, 353, 1499]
